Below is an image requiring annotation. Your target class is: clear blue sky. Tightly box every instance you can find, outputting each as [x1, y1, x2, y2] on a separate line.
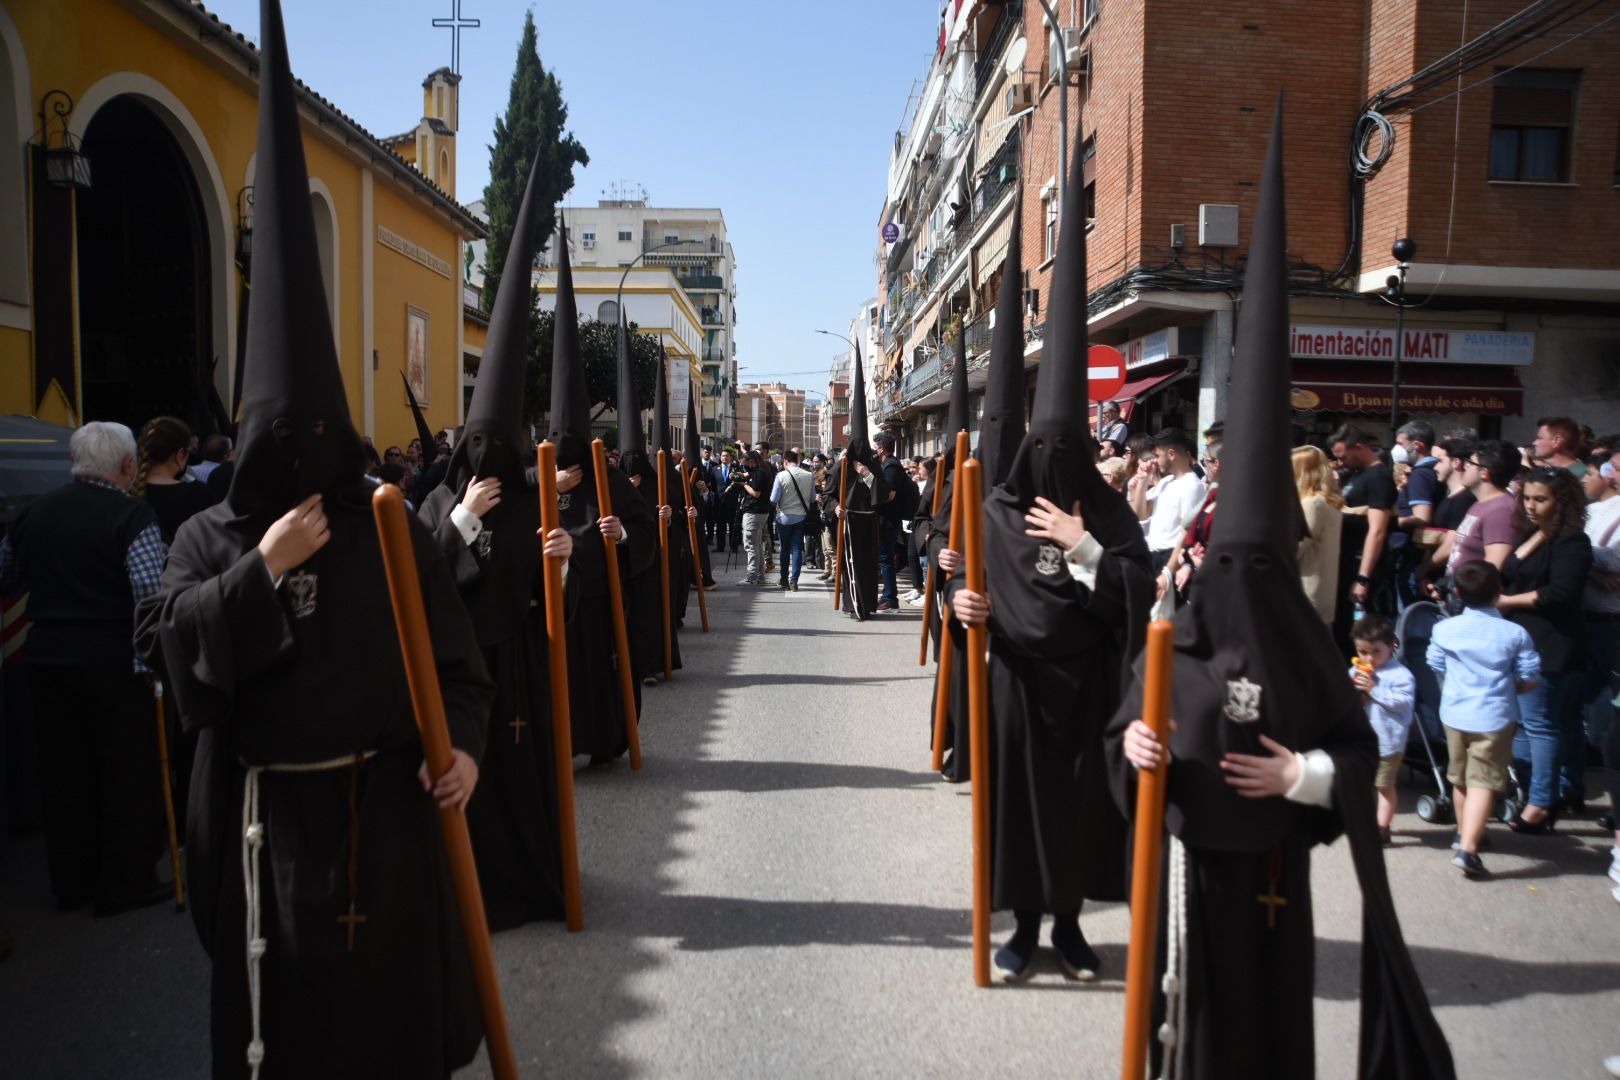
[204, 0, 941, 395]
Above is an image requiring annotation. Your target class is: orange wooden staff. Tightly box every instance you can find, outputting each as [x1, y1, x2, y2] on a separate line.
[917, 437, 951, 666]
[536, 443, 585, 931]
[831, 455, 850, 610]
[1122, 619, 1175, 1079]
[655, 450, 673, 679]
[682, 464, 710, 632]
[370, 484, 518, 1079]
[959, 458, 991, 988]
[930, 432, 970, 773]
[591, 439, 644, 771]
[153, 681, 185, 912]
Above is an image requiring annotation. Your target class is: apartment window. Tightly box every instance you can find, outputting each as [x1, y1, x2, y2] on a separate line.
[1041, 182, 1058, 259]
[1489, 69, 1579, 183]
[597, 300, 620, 324]
[664, 233, 680, 244]
[617, 228, 633, 242]
[1081, 137, 1097, 224]
[1084, 0, 1101, 26]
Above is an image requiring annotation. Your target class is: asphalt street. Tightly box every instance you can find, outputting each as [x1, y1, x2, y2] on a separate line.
[2, 554, 1617, 1078]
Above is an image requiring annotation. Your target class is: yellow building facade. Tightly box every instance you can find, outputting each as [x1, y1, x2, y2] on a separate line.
[0, 0, 486, 450]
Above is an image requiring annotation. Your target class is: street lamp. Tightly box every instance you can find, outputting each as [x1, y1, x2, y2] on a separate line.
[614, 237, 703, 328]
[1386, 237, 1416, 442]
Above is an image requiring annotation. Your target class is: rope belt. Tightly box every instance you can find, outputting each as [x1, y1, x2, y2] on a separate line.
[240, 751, 377, 1079]
[1157, 834, 1188, 1080]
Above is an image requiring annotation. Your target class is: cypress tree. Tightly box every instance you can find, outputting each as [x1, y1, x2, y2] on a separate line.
[480, 10, 588, 310]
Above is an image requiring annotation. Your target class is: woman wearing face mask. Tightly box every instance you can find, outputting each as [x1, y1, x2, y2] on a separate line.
[1497, 467, 1593, 832]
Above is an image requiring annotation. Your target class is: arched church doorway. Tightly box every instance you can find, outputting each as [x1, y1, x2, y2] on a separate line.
[76, 96, 221, 436]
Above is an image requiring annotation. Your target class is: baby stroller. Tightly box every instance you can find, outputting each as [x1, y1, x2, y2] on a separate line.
[1396, 601, 1454, 824]
[1396, 601, 1522, 824]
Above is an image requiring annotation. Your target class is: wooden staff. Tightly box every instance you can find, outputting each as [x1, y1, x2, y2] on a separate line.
[959, 458, 991, 989]
[369, 484, 518, 1080]
[682, 464, 710, 632]
[152, 681, 185, 912]
[831, 456, 850, 610]
[1122, 619, 1176, 1080]
[656, 450, 673, 679]
[537, 443, 586, 931]
[591, 439, 644, 771]
[930, 432, 970, 772]
[917, 434, 954, 666]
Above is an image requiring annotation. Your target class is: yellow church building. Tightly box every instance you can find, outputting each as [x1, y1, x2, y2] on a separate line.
[0, 0, 488, 450]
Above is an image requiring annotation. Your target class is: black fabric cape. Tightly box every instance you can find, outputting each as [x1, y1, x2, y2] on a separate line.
[134, 502, 495, 1078]
[837, 464, 883, 620]
[559, 467, 657, 759]
[418, 481, 567, 929]
[922, 473, 970, 780]
[617, 454, 683, 682]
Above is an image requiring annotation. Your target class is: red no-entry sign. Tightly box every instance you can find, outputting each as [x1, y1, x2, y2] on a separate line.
[1088, 345, 1127, 401]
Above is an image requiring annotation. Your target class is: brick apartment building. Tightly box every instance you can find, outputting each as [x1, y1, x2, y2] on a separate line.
[735, 382, 809, 451]
[876, 0, 1619, 452]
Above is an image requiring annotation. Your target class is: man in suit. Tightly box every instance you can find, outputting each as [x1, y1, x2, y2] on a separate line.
[711, 448, 743, 553]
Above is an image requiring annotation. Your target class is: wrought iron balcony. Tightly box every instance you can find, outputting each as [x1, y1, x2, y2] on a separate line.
[974, 1, 1025, 100]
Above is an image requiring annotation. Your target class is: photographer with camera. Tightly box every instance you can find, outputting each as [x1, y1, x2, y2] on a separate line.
[738, 450, 774, 585]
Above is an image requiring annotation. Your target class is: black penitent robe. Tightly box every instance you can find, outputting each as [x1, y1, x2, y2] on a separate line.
[134, 499, 494, 1079]
[838, 469, 881, 620]
[559, 468, 656, 760]
[418, 481, 566, 930]
[971, 480, 1152, 914]
[1104, 564, 1455, 1079]
[621, 467, 682, 683]
[923, 473, 970, 781]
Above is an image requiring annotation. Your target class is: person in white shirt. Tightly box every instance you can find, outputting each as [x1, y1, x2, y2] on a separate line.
[1129, 427, 1206, 572]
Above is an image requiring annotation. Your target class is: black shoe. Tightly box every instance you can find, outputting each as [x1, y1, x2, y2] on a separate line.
[993, 931, 1037, 983]
[1557, 795, 1588, 817]
[588, 755, 615, 768]
[1510, 807, 1559, 834]
[1050, 921, 1100, 981]
[93, 882, 171, 918]
[778, 579, 789, 589]
[1451, 850, 1488, 878]
[790, 582, 799, 592]
[1599, 810, 1615, 831]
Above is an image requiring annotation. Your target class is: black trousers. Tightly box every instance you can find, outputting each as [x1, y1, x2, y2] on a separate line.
[28, 664, 163, 908]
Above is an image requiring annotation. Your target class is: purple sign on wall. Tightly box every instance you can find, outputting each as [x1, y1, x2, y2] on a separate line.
[882, 223, 900, 244]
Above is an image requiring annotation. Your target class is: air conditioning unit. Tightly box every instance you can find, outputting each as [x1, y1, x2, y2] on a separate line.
[1062, 29, 1089, 72]
[1004, 82, 1034, 113]
[581, 238, 596, 249]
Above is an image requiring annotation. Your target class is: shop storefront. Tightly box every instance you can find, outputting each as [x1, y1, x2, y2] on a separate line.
[1088, 327, 1199, 437]
[1287, 324, 1532, 441]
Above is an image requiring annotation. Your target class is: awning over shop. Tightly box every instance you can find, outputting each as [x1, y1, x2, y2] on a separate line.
[1087, 365, 1190, 429]
[972, 208, 1016, 288]
[1289, 361, 1524, 416]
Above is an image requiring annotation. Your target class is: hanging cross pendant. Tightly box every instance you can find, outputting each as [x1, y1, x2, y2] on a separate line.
[338, 901, 368, 951]
[1256, 881, 1287, 929]
[510, 714, 526, 744]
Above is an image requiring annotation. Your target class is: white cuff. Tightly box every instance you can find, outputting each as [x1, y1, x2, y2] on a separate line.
[616, 525, 629, 546]
[450, 504, 483, 547]
[1284, 749, 1335, 808]
[1064, 532, 1104, 589]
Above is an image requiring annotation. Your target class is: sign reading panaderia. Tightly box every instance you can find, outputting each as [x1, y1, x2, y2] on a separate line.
[378, 224, 453, 279]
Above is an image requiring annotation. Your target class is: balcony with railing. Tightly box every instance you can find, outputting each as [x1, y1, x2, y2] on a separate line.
[681, 274, 725, 290]
[976, 131, 1020, 219]
[973, 0, 1024, 99]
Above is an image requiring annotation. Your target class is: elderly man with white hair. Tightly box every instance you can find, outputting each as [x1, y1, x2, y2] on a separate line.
[0, 420, 169, 916]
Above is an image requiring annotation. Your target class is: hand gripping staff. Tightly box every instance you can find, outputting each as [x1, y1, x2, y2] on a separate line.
[930, 431, 969, 772]
[153, 681, 185, 911]
[369, 484, 518, 1080]
[591, 439, 644, 770]
[682, 463, 710, 632]
[1122, 619, 1175, 1079]
[917, 435, 952, 667]
[656, 450, 674, 679]
[537, 442, 586, 929]
[831, 455, 851, 610]
[959, 458, 992, 988]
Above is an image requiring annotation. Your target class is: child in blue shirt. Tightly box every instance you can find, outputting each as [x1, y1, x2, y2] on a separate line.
[1350, 614, 1416, 845]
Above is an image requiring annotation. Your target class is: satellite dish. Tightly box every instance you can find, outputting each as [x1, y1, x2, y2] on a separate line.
[1002, 37, 1028, 76]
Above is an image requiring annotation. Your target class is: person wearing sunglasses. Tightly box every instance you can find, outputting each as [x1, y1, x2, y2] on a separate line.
[1422, 439, 1522, 607]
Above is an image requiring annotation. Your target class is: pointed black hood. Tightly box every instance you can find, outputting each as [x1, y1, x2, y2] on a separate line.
[979, 199, 1026, 488]
[941, 321, 971, 476]
[684, 374, 702, 463]
[1158, 96, 1354, 853]
[546, 227, 593, 476]
[448, 153, 545, 491]
[402, 372, 436, 463]
[616, 318, 655, 486]
[228, 0, 366, 520]
[846, 344, 873, 469]
[652, 346, 672, 454]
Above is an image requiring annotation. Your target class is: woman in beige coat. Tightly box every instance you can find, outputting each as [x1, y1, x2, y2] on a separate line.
[1292, 445, 1344, 624]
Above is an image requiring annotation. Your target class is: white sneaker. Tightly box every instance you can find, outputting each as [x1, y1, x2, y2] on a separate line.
[901, 590, 921, 602]
[1609, 847, 1620, 886]
[1607, 1053, 1620, 1077]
